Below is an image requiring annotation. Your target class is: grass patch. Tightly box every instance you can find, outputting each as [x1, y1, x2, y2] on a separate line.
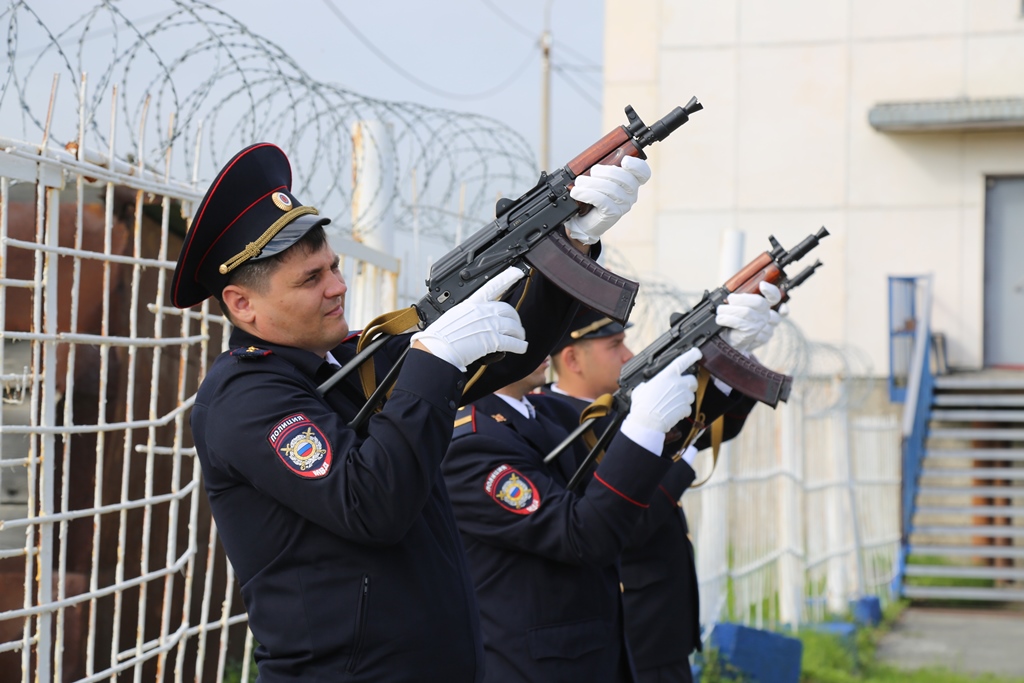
[797, 600, 1024, 683]
[904, 554, 995, 589]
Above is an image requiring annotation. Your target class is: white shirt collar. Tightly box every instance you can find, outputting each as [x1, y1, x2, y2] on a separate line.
[495, 393, 535, 419]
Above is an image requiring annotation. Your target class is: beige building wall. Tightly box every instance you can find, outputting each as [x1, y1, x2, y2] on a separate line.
[602, 0, 1024, 373]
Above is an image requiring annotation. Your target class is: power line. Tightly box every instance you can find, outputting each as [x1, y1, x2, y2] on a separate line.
[481, 0, 603, 70]
[320, 0, 536, 101]
[552, 66, 601, 110]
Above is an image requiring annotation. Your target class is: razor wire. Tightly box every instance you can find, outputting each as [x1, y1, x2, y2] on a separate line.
[0, 0, 537, 246]
[602, 243, 902, 633]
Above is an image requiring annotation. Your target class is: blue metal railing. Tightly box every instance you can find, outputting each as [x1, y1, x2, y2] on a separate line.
[888, 276, 934, 595]
[888, 276, 918, 403]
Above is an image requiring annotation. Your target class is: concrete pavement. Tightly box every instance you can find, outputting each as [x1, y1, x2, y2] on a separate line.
[875, 605, 1024, 678]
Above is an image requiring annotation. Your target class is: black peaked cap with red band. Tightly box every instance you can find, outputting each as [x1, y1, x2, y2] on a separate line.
[171, 143, 331, 308]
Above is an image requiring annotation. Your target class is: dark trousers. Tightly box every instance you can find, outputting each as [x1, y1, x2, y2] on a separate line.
[635, 661, 693, 683]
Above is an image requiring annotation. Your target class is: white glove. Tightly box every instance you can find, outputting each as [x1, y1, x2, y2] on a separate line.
[621, 347, 703, 454]
[716, 281, 781, 355]
[750, 300, 788, 352]
[563, 156, 651, 245]
[411, 267, 528, 372]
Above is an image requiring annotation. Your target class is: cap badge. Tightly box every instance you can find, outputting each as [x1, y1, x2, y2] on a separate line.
[271, 191, 293, 211]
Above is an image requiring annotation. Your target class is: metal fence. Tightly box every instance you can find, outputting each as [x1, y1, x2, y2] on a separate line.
[682, 326, 902, 636]
[0, 117, 399, 680]
[603, 261, 904, 638]
[1, 140, 907, 681]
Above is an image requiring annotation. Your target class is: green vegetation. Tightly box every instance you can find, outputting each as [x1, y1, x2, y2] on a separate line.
[904, 554, 996, 590]
[698, 599, 1024, 683]
[798, 600, 1024, 683]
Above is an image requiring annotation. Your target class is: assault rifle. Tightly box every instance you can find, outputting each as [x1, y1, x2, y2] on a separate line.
[544, 228, 829, 490]
[320, 99, 705, 428]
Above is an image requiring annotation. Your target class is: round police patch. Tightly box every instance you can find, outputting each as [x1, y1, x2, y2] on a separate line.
[484, 464, 540, 514]
[267, 413, 332, 479]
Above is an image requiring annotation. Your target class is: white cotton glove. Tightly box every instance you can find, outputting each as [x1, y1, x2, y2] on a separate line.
[621, 347, 703, 455]
[563, 156, 652, 245]
[716, 281, 781, 355]
[411, 267, 528, 372]
[750, 300, 788, 352]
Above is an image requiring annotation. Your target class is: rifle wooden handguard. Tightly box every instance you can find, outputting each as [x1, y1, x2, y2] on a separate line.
[698, 335, 792, 407]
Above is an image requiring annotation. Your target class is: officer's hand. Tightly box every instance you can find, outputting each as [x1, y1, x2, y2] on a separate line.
[716, 281, 781, 355]
[750, 299, 788, 352]
[411, 267, 528, 372]
[620, 348, 702, 454]
[563, 156, 651, 245]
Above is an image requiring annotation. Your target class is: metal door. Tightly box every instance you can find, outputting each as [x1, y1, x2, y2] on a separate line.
[984, 176, 1024, 366]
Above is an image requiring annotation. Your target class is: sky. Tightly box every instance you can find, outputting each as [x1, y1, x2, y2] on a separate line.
[3, 0, 606, 175]
[246, 0, 606, 169]
[0, 0, 608, 307]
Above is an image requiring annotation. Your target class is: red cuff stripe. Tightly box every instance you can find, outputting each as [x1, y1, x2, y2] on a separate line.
[593, 473, 649, 508]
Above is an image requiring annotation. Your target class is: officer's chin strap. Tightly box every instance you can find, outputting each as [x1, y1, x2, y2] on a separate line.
[676, 367, 724, 488]
[352, 268, 536, 411]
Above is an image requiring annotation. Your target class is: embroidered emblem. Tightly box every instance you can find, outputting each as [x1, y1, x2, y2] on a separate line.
[271, 191, 293, 211]
[267, 413, 332, 479]
[491, 413, 507, 423]
[230, 346, 273, 359]
[485, 464, 540, 514]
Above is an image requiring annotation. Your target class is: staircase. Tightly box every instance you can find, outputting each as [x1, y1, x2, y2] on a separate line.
[903, 371, 1024, 601]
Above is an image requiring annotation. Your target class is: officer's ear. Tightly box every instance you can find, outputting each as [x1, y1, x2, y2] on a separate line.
[559, 344, 583, 376]
[221, 284, 256, 325]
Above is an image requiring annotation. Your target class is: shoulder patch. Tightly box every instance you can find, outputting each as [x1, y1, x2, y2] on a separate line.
[231, 345, 273, 359]
[485, 464, 540, 515]
[267, 413, 333, 479]
[452, 405, 477, 439]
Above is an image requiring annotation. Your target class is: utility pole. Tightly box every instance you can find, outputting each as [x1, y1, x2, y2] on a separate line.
[539, 0, 554, 173]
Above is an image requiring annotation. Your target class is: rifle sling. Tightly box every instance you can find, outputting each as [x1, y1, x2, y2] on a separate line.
[575, 366, 720, 475]
[353, 269, 536, 412]
[678, 368, 724, 488]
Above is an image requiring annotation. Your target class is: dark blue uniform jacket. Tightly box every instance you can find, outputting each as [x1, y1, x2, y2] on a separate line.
[541, 384, 756, 676]
[442, 392, 671, 682]
[190, 272, 579, 683]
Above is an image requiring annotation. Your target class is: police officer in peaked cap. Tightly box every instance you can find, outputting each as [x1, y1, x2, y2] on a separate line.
[172, 142, 653, 682]
[541, 304, 773, 683]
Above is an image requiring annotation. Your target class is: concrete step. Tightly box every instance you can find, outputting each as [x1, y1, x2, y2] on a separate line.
[905, 564, 1024, 581]
[931, 409, 1024, 423]
[903, 585, 1024, 601]
[934, 394, 1024, 408]
[924, 448, 1024, 462]
[916, 505, 1024, 518]
[920, 468, 1024, 481]
[929, 427, 1024, 441]
[919, 486, 1024, 498]
[910, 544, 1024, 560]
[911, 525, 1024, 538]
[935, 375, 1024, 391]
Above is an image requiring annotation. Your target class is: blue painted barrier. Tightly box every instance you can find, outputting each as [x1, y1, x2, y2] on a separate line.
[707, 623, 803, 683]
[850, 595, 883, 627]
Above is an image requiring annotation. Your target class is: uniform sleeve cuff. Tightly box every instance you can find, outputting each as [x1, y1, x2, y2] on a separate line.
[619, 419, 666, 456]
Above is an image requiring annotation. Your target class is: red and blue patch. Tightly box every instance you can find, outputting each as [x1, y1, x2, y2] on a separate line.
[267, 413, 332, 479]
[485, 464, 540, 515]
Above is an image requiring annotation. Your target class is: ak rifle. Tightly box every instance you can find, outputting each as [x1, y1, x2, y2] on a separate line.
[545, 228, 829, 490]
[320, 99, 705, 429]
